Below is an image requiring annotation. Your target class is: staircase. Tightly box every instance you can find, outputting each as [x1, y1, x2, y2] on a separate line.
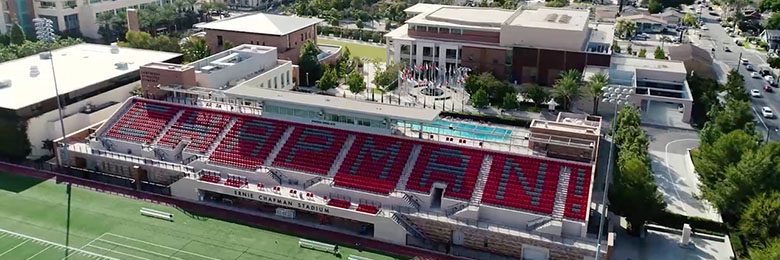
[470, 155, 493, 204]
[303, 176, 324, 189]
[152, 109, 184, 146]
[552, 166, 572, 220]
[391, 213, 426, 239]
[396, 144, 422, 191]
[444, 202, 468, 216]
[264, 126, 295, 166]
[526, 216, 553, 231]
[205, 117, 237, 157]
[265, 168, 284, 184]
[327, 134, 356, 177]
[402, 192, 422, 211]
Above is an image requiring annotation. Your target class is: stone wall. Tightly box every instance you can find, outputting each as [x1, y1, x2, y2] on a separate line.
[406, 215, 605, 260]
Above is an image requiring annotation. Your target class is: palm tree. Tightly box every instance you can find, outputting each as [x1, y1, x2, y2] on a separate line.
[586, 72, 609, 115]
[97, 12, 116, 38]
[552, 69, 584, 111]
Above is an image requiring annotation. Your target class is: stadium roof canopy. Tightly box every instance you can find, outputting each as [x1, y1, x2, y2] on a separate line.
[225, 86, 441, 122]
[0, 43, 181, 110]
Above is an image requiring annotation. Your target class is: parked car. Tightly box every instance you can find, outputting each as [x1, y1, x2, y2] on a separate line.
[701, 25, 709, 30]
[766, 85, 773, 92]
[761, 69, 773, 76]
[765, 75, 776, 84]
[762, 106, 774, 118]
[747, 64, 755, 71]
[716, 17, 722, 22]
[742, 58, 750, 65]
[752, 89, 762, 97]
[724, 46, 731, 52]
[752, 72, 761, 78]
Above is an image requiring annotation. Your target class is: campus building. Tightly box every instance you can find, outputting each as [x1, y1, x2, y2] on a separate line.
[0, 43, 181, 158]
[140, 44, 296, 99]
[385, 4, 613, 86]
[196, 13, 322, 64]
[56, 81, 611, 259]
[32, 0, 169, 38]
[1, 0, 35, 34]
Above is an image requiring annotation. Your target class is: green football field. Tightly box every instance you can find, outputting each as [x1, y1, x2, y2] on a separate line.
[317, 38, 386, 62]
[0, 171, 403, 260]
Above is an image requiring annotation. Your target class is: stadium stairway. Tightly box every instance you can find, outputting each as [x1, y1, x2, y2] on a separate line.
[205, 117, 238, 157]
[396, 144, 422, 191]
[326, 134, 356, 178]
[552, 166, 572, 220]
[152, 109, 185, 146]
[470, 155, 493, 205]
[264, 125, 296, 166]
[391, 212, 427, 239]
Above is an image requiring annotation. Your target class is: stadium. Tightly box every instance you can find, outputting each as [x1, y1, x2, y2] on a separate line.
[51, 72, 606, 260]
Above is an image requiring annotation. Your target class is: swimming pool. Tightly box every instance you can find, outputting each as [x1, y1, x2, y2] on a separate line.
[397, 120, 513, 142]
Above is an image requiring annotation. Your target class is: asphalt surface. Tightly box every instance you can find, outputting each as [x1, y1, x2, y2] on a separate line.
[694, 10, 780, 141]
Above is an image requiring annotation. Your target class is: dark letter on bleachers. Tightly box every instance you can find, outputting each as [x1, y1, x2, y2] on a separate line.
[420, 148, 469, 192]
[284, 128, 334, 163]
[348, 137, 402, 180]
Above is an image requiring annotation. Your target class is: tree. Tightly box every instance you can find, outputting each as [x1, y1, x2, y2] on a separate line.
[687, 74, 722, 125]
[10, 23, 24, 45]
[683, 13, 697, 26]
[222, 40, 233, 50]
[638, 48, 647, 58]
[767, 13, 780, 30]
[610, 154, 666, 235]
[470, 88, 490, 108]
[740, 192, 780, 244]
[654, 46, 666, 59]
[356, 19, 364, 30]
[586, 72, 609, 115]
[317, 65, 339, 91]
[347, 71, 366, 98]
[768, 57, 780, 69]
[695, 130, 759, 214]
[501, 93, 519, 109]
[299, 41, 322, 86]
[523, 84, 549, 108]
[699, 99, 756, 144]
[373, 63, 399, 92]
[760, 0, 780, 13]
[552, 69, 583, 111]
[749, 239, 780, 260]
[181, 37, 209, 63]
[626, 44, 633, 55]
[615, 20, 638, 39]
[612, 41, 622, 53]
[0, 115, 32, 161]
[724, 69, 750, 101]
[648, 0, 663, 13]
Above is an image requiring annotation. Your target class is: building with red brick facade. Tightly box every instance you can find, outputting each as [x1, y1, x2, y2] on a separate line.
[385, 5, 613, 86]
[196, 13, 322, 64]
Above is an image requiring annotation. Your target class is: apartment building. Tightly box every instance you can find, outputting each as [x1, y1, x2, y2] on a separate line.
[33, 0, 165, 38]
[196, 13, 322, 64]
[385, 4, 613, 86]
[2, 0, 35, 34]
[0, 0, 9, 34]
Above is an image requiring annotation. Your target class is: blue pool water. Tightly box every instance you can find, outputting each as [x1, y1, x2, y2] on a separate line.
[398, 120, 512, 142]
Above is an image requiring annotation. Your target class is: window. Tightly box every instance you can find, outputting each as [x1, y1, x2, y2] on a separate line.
[64, 0, 76, 8]
[64, 14, 79, 30]
[451, 29, 463, 35]
[268, 79, 271, 88]
[440, 28, 450, 34]
[217, 35, 223, 47]
[427, 26, 437, 32]
[286, 71, 291, 85]
[39, 1, 55, 8]
[274, 76, 278, 88]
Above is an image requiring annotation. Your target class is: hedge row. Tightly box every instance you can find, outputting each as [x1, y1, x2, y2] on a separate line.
[648, 209, 727, 236]
[440, 111, 532, 128]
[318, 26, 387, 44]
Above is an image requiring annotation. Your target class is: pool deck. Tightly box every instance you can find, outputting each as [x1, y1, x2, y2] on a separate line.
[394, 119, 534, 156]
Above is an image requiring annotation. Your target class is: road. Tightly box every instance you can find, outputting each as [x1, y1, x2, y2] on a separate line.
[692, 9, 780, 141]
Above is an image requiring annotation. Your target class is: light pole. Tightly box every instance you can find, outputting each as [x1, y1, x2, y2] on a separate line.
[306, 72, 309, 87]
[594, 85, 634, 260]
[34, 17, 68, 166]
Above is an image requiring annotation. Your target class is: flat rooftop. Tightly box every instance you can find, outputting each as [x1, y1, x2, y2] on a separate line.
[404, 3, 448, 15]
[610, 55, 687, 74]
[0, 43, 180, 110]
[196, 13, 322, 35]
[507, 8, 588, 31]
[225, 87, 441, 122]
[406, 6, 515, 31]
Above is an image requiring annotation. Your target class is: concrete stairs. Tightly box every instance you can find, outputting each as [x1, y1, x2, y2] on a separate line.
[152, 109, 184, 146]
[205, 117, 237, 157]
[327, 134, 356, 177]
[552, 166, 572, 220]
[470, 155, 493, 204]
[396, 144, 422, 191]
[264, 125, 295, 166]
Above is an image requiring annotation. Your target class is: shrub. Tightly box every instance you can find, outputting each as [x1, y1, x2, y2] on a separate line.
[647, 209, 728, 235]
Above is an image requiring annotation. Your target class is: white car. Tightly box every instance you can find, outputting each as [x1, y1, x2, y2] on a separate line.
[742, 58, 750, 65]
[701, 25, 709, 30]
[762, 106, 774, 118]
[751, 89, 762, 97]
[752, 72, 761, 78]
[765, 75, 776, 84]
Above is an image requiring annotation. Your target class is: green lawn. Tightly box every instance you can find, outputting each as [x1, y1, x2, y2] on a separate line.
[0, 171, 401, 260]
[318, 38, 386, 62]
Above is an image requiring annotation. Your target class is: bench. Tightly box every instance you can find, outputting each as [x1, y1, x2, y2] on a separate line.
[140, 208, 173, 221]
[349, 255, 375, 260]
[298, 238, 338, 254]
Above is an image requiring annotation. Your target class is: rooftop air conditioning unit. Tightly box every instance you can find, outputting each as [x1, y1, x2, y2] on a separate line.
[110, 42, 120, 54]
[30, 65, 40, 77]
[0, 79, 11, 89]
[115, 62, 129, 70]
[39, 52, 51, 59]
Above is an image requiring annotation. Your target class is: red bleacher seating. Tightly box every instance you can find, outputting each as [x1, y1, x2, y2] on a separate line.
[199, 174, 221, 183]
[480, 154, 561, 215]
[564, 165, 592, 220]
[209, 116, 288, 169]
[225, 178, 247, 188]
[327, 198, 351, 209]
[356, 204, 379, 214]
[105, 101, 178, 143]
[158, 108, 232, 153]
[333, 134, 414, 195]
[404, 142, 483, 200]
[272, 125, 348, 175]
